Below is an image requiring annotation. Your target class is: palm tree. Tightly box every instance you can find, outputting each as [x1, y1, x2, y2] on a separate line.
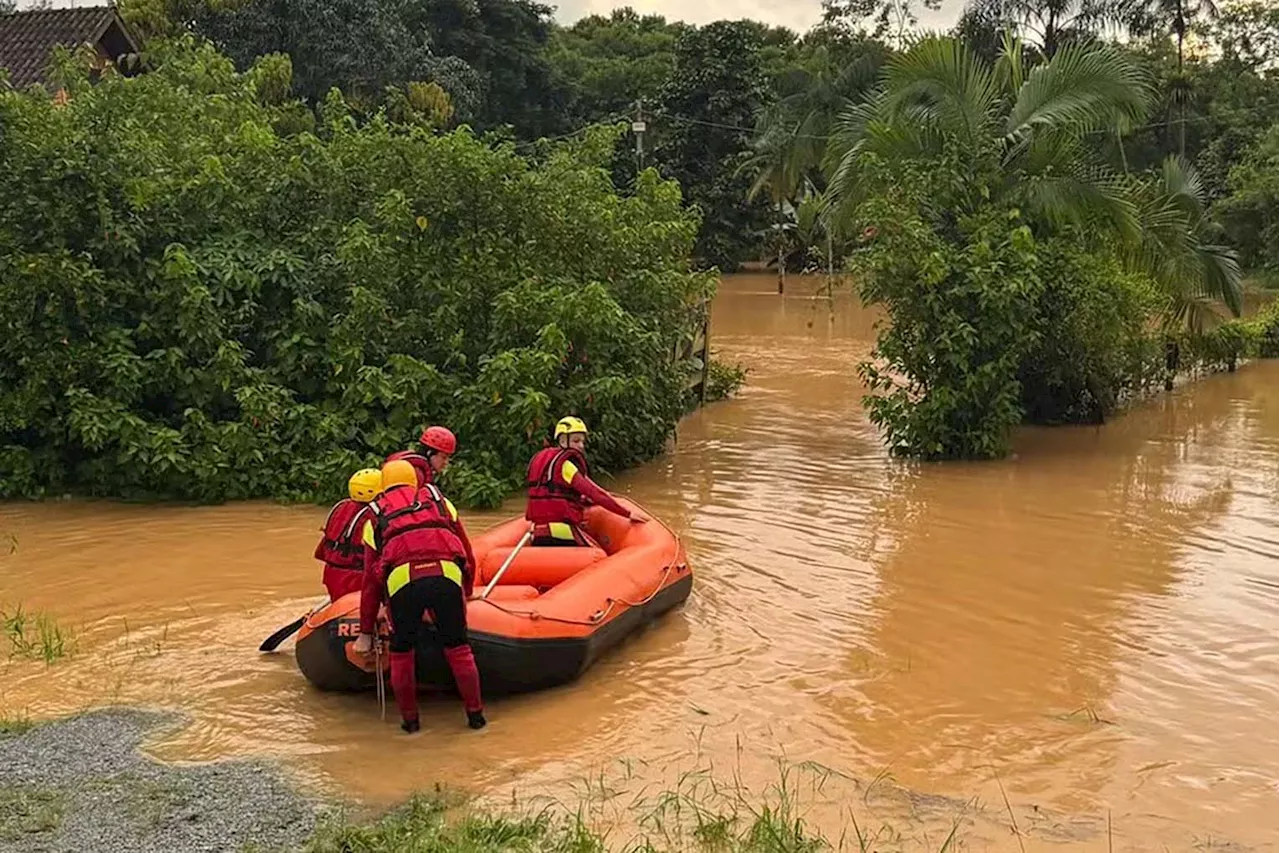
[738, 117, 807, 293]
[1131, 155, 1243, 333]
[740, 40, 885, 291]
[824, 33, 1151, 237]
[1116, 0, 1219, 156]
[767, 41, 887, 179]
[822, 32, 1241, 326]
[957, 0, 1120, 57]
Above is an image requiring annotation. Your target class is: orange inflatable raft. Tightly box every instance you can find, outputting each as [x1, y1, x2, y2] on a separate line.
[294, 498, 692, 696]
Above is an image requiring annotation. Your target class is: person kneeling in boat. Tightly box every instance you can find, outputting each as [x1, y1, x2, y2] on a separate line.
[524, 416, 646, 547]
[351, 458, 486, 732]
[314, 468, 383, 602]
[385, 425, 456, 487]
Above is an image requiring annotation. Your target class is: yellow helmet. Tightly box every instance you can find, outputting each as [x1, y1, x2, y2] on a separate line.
[380, 459, 418, 490]
[554, 416, 588, 439]
[348, 468, 383, 502]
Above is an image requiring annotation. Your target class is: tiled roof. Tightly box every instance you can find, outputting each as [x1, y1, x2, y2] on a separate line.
[0, 6, 138, 88]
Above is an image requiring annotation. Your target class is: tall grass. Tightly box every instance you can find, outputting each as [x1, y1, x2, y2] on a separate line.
[291, 759, 977, 853]
[0, 710, 33, 738]
[1, 604, 76, 663]
[0, 533, 73, 663]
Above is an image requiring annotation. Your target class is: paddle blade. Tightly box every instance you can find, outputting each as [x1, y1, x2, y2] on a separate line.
[258, 616, 305, 652]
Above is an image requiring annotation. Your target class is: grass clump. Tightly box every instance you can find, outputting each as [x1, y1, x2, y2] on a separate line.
[301, 792, 604, 853]
[1, 603, 76, 663]
[295, 763, 855, 853]
[0, 785, 66, 842]
[0, 710, 34, 738]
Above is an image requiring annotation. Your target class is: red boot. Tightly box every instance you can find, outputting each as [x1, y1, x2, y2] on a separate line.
[388, 650, 419, 732]
[443, 645, 486, 728]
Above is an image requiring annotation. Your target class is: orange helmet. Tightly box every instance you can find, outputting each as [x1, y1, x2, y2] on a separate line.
[380, 459, 419, 490]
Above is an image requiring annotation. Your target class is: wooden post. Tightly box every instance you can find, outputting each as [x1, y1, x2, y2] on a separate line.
[699, 302, 711, 404]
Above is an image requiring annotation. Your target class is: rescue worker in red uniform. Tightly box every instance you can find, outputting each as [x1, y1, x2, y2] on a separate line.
[524, 416, 646, 547]
[314, 468, 383, 601]
[352, 447, 486, 732]
[385, 425, 456, 487]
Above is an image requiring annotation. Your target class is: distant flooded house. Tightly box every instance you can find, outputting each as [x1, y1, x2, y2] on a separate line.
[0, 5, 142, 93]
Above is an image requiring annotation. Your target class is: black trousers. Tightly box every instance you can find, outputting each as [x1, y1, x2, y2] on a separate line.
[388, 575, 468, 653]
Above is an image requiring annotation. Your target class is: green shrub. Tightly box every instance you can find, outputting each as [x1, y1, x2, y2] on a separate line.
[1252, 299, 1278, 358]
[1214, 123, 1279, 274]
[850, 154, 1043, 460]
[1018, 243, 1166, 425]
[704, 359, 747, 403]
[0, 38, 718, 507]
[1183, 321, 1253, 371]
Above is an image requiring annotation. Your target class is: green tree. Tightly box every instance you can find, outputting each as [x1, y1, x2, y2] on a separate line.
[653, 21, 773, 271]
[825, 36, 1152, 244]
[1119, 0, 1222, 155]
[409, 0, 564, 138]
[1129, 155, 1244, 338]
[545, 9, 683, 129]
[739, 119, 807, 292]
[1213, 121, 1278, 272]
[0, 37, 725, 505]
[190, 0, 435, 106]
[767, 37, 888, 179]
[821, 0, 942, 49]
[823, 35, 1243, 457]
[953, 0, 1117, 58]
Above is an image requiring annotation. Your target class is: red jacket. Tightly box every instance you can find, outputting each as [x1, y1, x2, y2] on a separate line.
[359, 483, 477, 634]
[314, 499, 373, 571]
[524, 446, 631, 526]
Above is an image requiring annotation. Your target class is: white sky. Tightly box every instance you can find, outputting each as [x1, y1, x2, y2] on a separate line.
[551, 0, 967, 32]
[14, 0, 969, 34]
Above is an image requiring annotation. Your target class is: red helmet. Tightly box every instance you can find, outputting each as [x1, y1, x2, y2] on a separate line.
[420, 425, 456, 455]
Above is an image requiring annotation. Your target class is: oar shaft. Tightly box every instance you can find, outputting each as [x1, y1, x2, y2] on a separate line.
[481, 526, 534, 599]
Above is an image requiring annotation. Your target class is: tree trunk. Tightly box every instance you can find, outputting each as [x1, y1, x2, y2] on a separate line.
[1177, 6, 1187, 158]
[776, 197, 786, 294]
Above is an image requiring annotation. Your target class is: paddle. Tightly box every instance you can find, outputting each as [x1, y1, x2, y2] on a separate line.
[258, 596, 328, 652]
[258, 617, 305, 652]
[479, 524, 534, 600]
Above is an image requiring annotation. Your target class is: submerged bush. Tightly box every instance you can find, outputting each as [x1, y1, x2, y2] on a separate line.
[852, 177, 1042, 461]
[1018, 243, 1166, 425]
[0, 38, 721, 507]
[1257, 300, 1279, 358]
[828, 36, 1245, 460]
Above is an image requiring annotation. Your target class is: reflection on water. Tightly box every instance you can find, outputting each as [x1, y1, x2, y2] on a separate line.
[1, 273, 1275, 849]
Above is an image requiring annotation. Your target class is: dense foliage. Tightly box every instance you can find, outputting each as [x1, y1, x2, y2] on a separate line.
[0, 40, 718, 505]
[826, 35, 1263, 456]
[2, 0, 1276, 477]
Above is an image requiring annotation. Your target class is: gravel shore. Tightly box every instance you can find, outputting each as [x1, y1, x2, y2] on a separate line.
[0, 707, 326, 853]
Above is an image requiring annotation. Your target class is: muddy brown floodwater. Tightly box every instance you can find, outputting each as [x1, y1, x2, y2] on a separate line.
[1, 273, 1276, 851]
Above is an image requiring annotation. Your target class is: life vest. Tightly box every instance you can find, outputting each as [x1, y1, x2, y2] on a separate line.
[316, 500, 371, 570]
[524, 446, 590, 526]
[367, 483, 468, 592]
[385, 450, 433, 486]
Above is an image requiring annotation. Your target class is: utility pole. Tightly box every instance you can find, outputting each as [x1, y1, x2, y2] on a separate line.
[632, 99, 646, 173]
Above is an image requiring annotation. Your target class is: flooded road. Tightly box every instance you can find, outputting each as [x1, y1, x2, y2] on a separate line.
[1, 273, 1276, 850]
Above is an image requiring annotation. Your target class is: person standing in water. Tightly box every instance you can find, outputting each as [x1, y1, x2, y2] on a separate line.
[352, 447, 486, 732]
[524, 416, 645, 547]
[314, 468, 382, 601]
